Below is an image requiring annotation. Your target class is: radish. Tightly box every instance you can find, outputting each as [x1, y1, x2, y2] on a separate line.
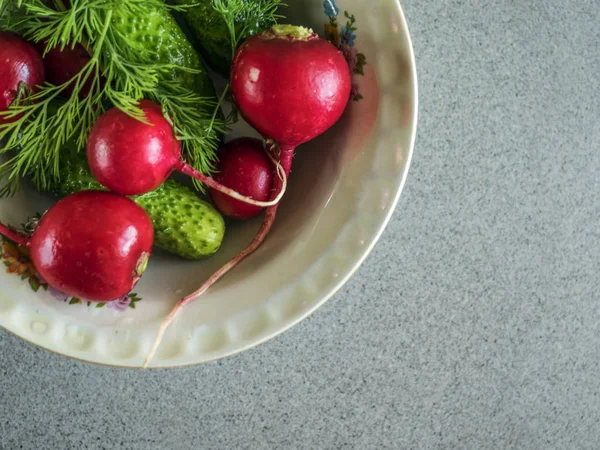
[0, 31, 45, 125]
[210, 138, 275, 220]
[36, 40, 98, 98]
[231, 25, 352, 151]
[0, 191, 154, 302]
[87, 100, 286, 207]
[144, 25, 351, 366]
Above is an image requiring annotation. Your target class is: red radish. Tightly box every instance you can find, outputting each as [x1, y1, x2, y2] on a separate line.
[0, 191, 154, 302]
[144, 25, 351, 367]
[210, 138, 275, 220]
[87, 100, 285, 207]
[36, 40, 99, 98]
[231, 25, 352, 150]
[0, 31, 45, 125]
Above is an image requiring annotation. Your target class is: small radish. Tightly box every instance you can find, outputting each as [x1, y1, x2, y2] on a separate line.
[0, 191, 154, 302]
[36, 40, 99, 98]
[210, 138, 275, 220]
[0, 31, 45, 125]
[144, 25, 351, 366]
[87, 100, 285, 207]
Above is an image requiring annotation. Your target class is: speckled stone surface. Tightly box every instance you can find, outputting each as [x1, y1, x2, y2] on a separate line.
[1, 1, 600, 448]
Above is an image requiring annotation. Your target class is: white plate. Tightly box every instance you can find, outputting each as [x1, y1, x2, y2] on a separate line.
[0, 0, 417, 367]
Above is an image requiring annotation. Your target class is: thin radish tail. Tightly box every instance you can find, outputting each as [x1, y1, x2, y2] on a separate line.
[0, 222, 30, 247]
[175, 160, 287, 208]
[144, 148, 295, 368]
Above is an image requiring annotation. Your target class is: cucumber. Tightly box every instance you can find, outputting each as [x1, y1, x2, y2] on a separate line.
[48, 151, 225, 260]
[172, 0, 232, 76]
[172, 0, 280, 76]
[111, 3, 216, 97]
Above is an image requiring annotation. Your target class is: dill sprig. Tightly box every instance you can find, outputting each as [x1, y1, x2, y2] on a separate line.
[212, 0, 285, 58]
[0, 0, 225, 196]
[0, 0, 114, 195]
[158, 81, 227, 175]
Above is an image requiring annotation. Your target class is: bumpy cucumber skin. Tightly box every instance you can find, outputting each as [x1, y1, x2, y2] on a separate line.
[111, 5, 216, 97]
[173, 0, 277, 76]
[50, 154, 225, 260]
[173, 0, 231, 75]
[136, 181, 225, 259]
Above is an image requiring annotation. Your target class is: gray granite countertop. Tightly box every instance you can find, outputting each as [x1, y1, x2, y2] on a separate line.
[2, 1, 600, 448]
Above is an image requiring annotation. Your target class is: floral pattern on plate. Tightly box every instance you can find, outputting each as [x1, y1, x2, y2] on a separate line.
[322, 0, 367, 101]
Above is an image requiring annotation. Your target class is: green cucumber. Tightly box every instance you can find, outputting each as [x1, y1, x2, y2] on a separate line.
[111, 3, 216, 97]
[172, 0, 280, 76]
[48, 151, 225, 260]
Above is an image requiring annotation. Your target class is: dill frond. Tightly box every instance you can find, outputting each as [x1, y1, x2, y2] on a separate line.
[0, 0, 226, 195]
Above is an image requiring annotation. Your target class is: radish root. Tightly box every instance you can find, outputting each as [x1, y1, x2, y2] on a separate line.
[176, 160, 287, 208]
[143, 149, 294, 368]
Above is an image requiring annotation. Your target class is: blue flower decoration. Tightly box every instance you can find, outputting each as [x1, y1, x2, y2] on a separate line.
[323, 0, 339, 17]
[341, 27, 357, 47]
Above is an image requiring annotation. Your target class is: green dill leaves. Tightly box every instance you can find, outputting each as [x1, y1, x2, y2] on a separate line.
[212, 0, 285, 58]
[0, 0, 225, 196]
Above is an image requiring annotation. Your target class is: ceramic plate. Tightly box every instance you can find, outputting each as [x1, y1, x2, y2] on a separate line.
[0, 0, 417, 367]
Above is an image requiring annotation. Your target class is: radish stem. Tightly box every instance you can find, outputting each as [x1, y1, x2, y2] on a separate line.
[0, 222, 30, 247]
[175, 159, 287, 208]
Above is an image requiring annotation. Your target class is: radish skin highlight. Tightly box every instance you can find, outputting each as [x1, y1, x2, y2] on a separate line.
[144, 25, 351, 367]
